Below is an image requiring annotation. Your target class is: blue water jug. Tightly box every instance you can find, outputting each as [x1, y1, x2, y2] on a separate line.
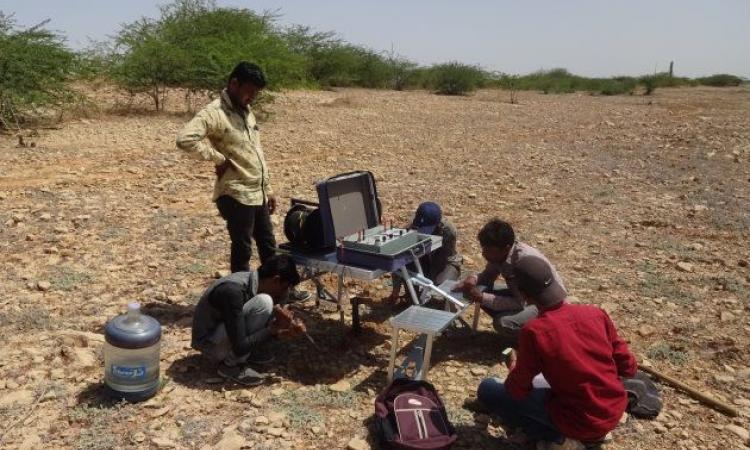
[104, 302, 161, 401]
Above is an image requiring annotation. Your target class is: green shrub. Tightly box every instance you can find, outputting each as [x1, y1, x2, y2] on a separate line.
[428, 62, 488, 95]
[647, 342, 689, 365]
[0, 13, 78, 128]
[108, 0, 307, 110]
[697, 74, 743, 87]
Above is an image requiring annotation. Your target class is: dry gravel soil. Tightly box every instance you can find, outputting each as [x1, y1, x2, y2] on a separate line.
[0, 85, 748, 450]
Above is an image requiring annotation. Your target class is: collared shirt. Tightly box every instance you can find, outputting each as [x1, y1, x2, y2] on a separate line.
[176, 89, 273, 206]
[505, 302, 637, 441]
[477, 241, 566, 311]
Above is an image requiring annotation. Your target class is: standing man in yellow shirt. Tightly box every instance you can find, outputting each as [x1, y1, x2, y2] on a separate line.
[177, 62, 308, 300]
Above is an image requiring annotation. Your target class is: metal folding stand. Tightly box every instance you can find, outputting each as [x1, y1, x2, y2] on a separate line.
[295, 260, 384, 329]
[282, 237, 443, 331]
[386, 271, 475, 382]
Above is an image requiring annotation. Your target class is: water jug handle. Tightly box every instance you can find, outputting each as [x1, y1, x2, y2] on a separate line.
[126, 302, 142, 322]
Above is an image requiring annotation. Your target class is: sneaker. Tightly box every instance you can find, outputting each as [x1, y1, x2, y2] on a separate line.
[245, 350, 274, 365]
[217, 363, 266, 386]
[536, 438, 586, 450]
[288, 288, 311, 303]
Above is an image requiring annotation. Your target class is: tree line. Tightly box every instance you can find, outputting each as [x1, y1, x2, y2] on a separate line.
[0, 0, 745, 128]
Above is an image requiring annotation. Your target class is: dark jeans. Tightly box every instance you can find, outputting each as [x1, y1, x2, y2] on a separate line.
[216, 195, 276, 273]
[477, 377, 563, 442]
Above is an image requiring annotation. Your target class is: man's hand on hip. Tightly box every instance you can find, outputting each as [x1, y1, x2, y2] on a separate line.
[215, 160, 231, 178]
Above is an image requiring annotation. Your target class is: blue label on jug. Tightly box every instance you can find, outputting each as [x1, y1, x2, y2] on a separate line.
[111, 365, 146, 379]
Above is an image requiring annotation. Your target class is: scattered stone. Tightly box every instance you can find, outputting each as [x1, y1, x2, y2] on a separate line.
[725, 425, 749, 441]
[638, 325, 656, 337]
[19, 434, 41, 450]
[239, 419, 254, 433]
[268, 427, 284, 437]
[37, 281, 51, 291]
[215, 270, 231, 279]
[72, 347, 97, 367]
[714, 374, 735, 384]
[347, 437, 370, 450]
[255, 416, 270, 425]
[151, 406, 172, 418]
[151, 437, 177, 448]
[271, 387, 285, 396]
[213, 430, 246, 450]
[237, 389, 254, 403]
[330, 380, 351, 392]
[470, 367, 487, 376]
[676, 262, 694, 273]
[132, 432, 146, 443]
[720, 311, 735, 322]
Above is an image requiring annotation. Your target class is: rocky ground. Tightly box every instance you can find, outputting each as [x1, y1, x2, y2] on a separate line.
[0, 85, 748, 449]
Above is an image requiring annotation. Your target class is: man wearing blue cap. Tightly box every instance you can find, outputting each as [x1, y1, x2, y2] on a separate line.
[388, 202, 463, 302]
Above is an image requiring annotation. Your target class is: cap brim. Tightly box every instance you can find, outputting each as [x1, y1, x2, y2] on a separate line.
[537, 281, 567, 307]
[412, 224, 438, 235]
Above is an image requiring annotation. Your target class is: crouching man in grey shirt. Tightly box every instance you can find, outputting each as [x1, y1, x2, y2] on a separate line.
[454, 218, 566, 348]
[192, 254, 306, 385]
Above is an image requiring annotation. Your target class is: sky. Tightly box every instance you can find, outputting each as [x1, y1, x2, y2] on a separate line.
[3, 0, 749, 78]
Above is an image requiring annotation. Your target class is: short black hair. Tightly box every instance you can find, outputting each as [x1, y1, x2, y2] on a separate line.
[257, 254, 300, 286]
[228, 61, 267, 88]
[477, 218, 515, 248]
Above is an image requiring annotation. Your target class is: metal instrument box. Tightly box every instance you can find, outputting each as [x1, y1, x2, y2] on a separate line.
[314, 171, 435, 271]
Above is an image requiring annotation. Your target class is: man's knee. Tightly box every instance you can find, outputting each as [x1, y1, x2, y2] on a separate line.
[244, 293, 274, 317]
[477, 377, 505, 405]
[499, 315, 523, 332]
[493, 315, 520, 337]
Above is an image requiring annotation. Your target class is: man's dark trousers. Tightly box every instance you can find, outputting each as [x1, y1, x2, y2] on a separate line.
[216, 195, 276, 273]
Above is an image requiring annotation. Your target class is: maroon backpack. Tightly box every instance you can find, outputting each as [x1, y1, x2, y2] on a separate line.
[374, 379, 457, 449]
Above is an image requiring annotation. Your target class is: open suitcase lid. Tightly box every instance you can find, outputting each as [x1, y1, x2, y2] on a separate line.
[315, 171, 381, 248]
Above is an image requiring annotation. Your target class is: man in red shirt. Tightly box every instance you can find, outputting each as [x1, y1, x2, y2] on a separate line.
[476, 256, 637, 449]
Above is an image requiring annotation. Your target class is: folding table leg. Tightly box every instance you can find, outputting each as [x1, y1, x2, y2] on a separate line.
[337, 275, 346, 327]
[417, 333, 434, 381]
[387, 326, 400, 383]
[399, 266, 420, 305]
